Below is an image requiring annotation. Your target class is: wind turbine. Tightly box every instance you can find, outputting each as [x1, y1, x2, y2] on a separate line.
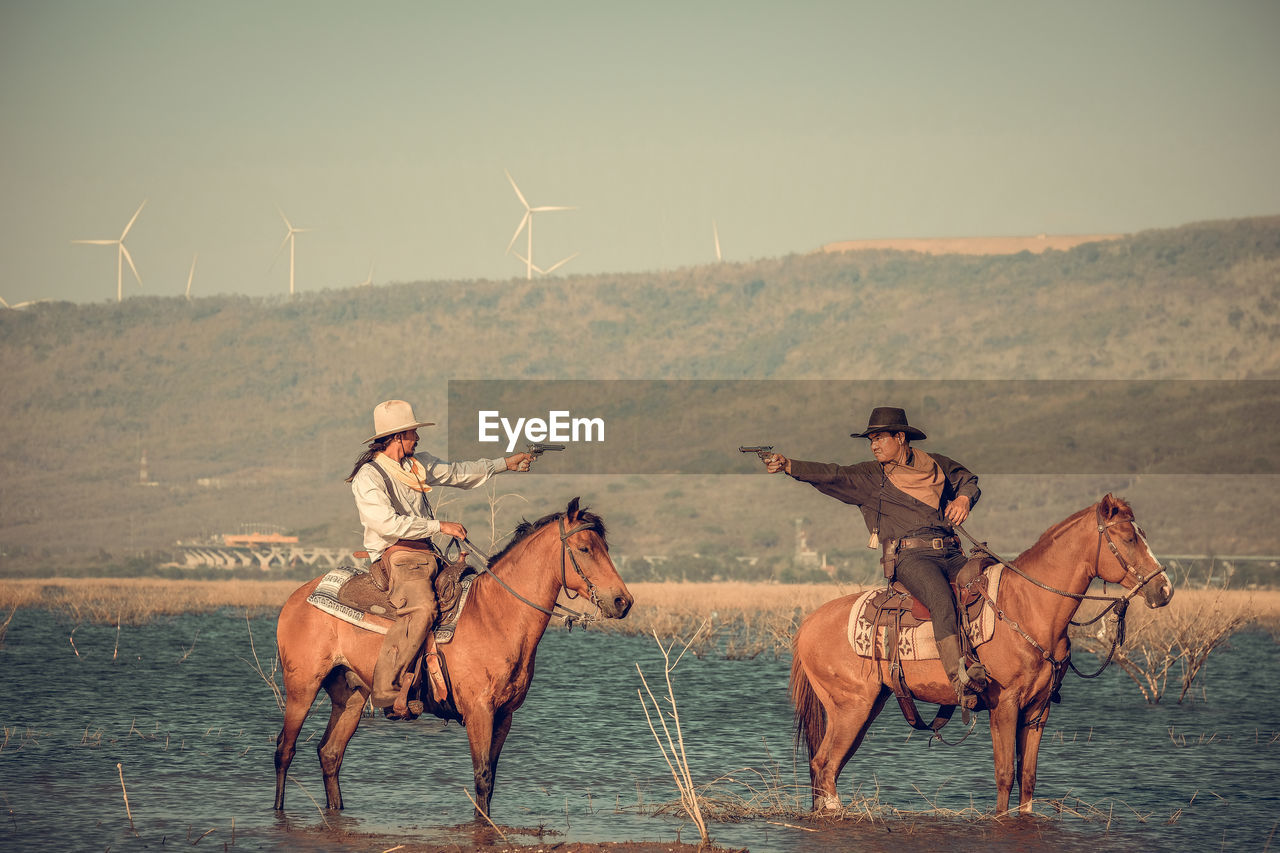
[185, 254, 197, 301]
[512, 250, 580, 277]
[504, 170, 576, 280]
[272, 208, 313, 296]
[358, 261, 375, 287]
[713, 220, 722, 262]
[72, 200, 147, 302]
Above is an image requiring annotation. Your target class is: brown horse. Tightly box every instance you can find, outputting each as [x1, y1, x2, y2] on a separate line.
[272, 497, 633, 819]
[791, 494, 1174, 815]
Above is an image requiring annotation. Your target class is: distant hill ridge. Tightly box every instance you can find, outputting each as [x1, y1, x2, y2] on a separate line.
[1, 214, 1278, 571]
[822, 233, 1123, 255]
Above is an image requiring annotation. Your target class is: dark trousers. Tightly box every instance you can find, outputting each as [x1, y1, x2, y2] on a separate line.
[894, 548, 969, 641]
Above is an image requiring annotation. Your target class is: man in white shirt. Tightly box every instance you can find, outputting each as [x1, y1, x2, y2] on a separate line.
[346, 399, 534, 718]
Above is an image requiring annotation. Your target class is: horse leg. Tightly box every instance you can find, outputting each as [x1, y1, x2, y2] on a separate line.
[988, 700, 1020, 815]
[274, 665, 326, 811]
[317, 668, 367, 810]
[465, 710, 498, 820]
[486, 711, 514, 799]
[810, 687, 889, 811]
[1015, 705, 1050, 814]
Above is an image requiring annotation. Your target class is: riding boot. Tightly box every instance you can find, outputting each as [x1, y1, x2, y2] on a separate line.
[937, 634, 981, 712]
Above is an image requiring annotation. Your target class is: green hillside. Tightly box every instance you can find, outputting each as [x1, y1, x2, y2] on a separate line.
[2, 216, 1277, 576]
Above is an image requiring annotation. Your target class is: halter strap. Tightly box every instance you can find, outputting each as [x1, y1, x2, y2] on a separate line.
[459, 518, 604, 628]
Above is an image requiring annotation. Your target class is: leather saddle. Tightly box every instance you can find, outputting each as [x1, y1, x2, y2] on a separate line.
[849, 554, 1002, 733]
[306, 552, 478, 643]
[873, 555, 996, 630]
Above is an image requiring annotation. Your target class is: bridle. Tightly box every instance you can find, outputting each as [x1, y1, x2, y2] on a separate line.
[960, 504, 1168, 610]
[1095, 507, 1168, 607]
[459, 516, 607, 629]
[956, 502, 1171, 681]
[555, 516, 606, 606]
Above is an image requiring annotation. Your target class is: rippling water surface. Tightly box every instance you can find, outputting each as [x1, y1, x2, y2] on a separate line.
[1, 606, 1277, 851]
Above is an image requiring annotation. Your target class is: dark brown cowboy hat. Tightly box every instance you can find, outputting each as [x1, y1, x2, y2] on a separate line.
[850, 406, 927, 441]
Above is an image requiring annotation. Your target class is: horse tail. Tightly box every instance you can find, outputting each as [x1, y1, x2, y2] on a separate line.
[790, 647, 825, 762]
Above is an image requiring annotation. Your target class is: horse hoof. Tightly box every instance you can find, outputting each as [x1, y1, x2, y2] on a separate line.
[818, 795, 842, 811]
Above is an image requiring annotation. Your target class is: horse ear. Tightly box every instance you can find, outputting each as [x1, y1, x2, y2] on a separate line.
[1100, 493, 1118, 517]
[566, 496, 581, 521]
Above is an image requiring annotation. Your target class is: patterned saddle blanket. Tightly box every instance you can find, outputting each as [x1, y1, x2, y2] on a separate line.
[847, 562, 1004, 661]
[306, 556, 479, 643]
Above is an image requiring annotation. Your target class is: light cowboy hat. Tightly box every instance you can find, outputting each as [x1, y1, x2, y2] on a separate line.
[850, 406, 927, 442]
[364, 400, 435, 444]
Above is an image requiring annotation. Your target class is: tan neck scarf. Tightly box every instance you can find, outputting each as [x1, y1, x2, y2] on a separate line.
[374, 452, 433, 493]
[883, 448, 944, 508]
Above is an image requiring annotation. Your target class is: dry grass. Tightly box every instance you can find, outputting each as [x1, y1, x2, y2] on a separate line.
[1074, 588, 1280, 636]
[1, 577, 1278, 640]
[598, 581, 868, 658]
[625, 581, 862, 616]
[0, 577, 301, 624]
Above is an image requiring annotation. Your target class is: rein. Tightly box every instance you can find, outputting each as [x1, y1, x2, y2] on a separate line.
[459, 518, 605, 629]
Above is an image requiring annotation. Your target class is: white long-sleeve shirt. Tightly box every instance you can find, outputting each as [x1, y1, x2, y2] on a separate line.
[351, 452, 507, 561]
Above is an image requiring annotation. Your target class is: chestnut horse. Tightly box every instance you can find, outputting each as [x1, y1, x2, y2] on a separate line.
[273, 498, 633, 819]
[791, 494, 1173, 815]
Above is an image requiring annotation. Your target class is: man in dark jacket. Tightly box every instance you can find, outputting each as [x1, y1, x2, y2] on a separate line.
[764, 406, 988, 705]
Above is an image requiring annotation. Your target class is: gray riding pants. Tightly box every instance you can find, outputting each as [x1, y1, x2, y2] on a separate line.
[894, 548, 969, 641]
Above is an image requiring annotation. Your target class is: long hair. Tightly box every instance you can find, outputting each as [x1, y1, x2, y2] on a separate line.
[345, 436, 391, 483]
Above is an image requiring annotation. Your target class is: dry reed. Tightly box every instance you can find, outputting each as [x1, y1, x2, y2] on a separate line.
[636, 624, 711, 846]
[1072, 586, 1264, 703]
[117, 762, 138, 836]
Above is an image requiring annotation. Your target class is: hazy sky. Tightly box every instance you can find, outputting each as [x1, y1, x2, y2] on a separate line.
[2, 1, 1278, 305]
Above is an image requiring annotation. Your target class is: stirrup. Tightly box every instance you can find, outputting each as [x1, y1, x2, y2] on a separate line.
[962, 661, 989, 691]
[952, 683, 979, 710]
[383, 701, 423, 721]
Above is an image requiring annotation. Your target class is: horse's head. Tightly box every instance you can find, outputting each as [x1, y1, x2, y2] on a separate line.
[1095, 493, 1174, 609]
[554, 497, 634, 619]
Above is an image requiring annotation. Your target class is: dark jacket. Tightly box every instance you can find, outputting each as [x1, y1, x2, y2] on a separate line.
[789, 451, 980, 541]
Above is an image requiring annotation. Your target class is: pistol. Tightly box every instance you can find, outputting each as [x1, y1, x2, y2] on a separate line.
[739, 445, 775, 461]
[526, 443, 566, 457]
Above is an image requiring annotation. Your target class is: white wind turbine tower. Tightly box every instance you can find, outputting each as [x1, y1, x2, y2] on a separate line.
[504, 170, 576, 280]
[273, 208, 313, 296]
[185, 253, 197, 301]
[72, 200, 147, 302]
[713, 220, 722, 262]
[358, 261, 375, 287]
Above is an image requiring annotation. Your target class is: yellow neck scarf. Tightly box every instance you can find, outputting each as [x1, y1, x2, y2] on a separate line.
[883, 448, 945, 509]
[373, 452, 433, 493]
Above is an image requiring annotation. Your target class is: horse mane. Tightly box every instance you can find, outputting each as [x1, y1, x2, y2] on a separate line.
[1013, 495, 1133, 564]
[487, 505, 608, 568]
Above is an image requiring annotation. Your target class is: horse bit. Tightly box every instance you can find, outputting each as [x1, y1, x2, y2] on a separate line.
[459, 517, 606, 629]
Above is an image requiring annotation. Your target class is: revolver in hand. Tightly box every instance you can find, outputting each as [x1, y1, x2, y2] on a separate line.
[526, 443, 567, 458]
[739, 445, 775, 463]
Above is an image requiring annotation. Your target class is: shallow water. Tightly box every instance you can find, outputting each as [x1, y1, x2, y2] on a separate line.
[0, 606, 1277, 852]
